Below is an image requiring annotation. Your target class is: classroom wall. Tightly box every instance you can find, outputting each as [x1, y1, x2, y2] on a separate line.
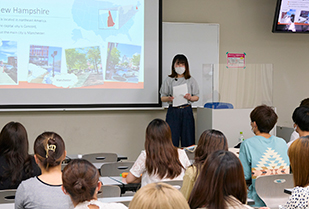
[1, 0, 308, 160]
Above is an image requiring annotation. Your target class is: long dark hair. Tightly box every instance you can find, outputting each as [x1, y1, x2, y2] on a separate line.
[0, 122, 34, 185]
[193, 129, 228, 180]
[188, 150, 247, 209]
[145, 119, 184, 179]
[34, 132, 65, 171]
[168, 54, 191, 79]
[62, 159, 99, 204]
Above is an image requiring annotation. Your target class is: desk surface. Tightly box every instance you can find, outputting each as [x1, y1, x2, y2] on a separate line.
[100, 177, 122, 186]
[63, 154, 128, 169]
[99, 196, 133, 203]
[0, 197, 134, 209]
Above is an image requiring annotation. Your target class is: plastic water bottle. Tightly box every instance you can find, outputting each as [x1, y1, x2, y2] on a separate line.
[239, 132, 244, 142]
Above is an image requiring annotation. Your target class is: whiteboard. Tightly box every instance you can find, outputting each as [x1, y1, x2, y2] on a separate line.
[162, 22, 219, 107]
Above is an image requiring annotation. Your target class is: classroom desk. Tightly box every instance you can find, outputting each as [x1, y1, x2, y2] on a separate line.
[99, 176, 140, 195]
[62, 154, 128, 170]
[99, 196, 133, 203]
[0, 197, 134, 209]
[99, 177, 123, 186]
[0, 203, 14, 209]
[109, 176, 140, 194]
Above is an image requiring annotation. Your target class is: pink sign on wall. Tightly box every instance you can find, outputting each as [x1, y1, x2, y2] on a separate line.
[226, 52, 246, 68]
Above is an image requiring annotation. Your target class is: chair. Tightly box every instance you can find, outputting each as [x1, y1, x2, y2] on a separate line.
[161, 180, 183, 190]
[255, 174, 293, 209]
[183, 145, 196, 162]
[100, 161, 135, 177]
[97, 185, 121, 198]
[204, 102, 234, 109]
[0, 189, 16, 203]
[82, 153, 118, 163]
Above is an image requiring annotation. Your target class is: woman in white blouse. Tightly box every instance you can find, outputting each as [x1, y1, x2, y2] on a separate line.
[281, 136, 309, 209]
[126, 118, 191, 187]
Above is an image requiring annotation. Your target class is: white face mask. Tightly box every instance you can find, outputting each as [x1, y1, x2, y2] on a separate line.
[175, 67, 185, 75]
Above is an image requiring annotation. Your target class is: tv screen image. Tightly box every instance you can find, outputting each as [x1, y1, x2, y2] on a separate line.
[272, 0, 309, 33]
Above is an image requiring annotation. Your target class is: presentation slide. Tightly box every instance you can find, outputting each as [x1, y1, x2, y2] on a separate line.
[0, 0, 161, 107]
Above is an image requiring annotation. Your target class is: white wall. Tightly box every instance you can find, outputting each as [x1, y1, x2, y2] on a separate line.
[1, 0, 307, 160]
[163, 0, 309, 127]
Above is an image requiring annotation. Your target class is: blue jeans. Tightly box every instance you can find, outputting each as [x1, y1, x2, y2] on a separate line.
[166, 105, 195, 147]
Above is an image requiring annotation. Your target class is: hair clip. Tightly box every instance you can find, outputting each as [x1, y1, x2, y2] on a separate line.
[46, 144, 56, 157]
[47, 144, 56, 152]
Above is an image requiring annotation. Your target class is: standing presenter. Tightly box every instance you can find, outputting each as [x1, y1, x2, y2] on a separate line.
[160, 54, 199, 147]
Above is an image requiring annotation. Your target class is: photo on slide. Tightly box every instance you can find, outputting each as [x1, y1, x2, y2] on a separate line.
[0, 40, 18, 85]
[105, 42, 141, 83]
[27, 45, 62, 85]
[65, 46, 103, 88]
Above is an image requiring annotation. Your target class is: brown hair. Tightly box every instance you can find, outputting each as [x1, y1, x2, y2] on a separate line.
[168, 54, 191, 79]
[62, 159, 99, 204]
[145, 119, 184, 179]
[288, 137, 309, 187]
[188, 150, 247, 209]
[300, 98, 309, 107]
[129, 182, 190, 209]
[0, 122, 35, 185]
[193, 129, 228, 180]
[34, 132, 65, 171]
[250, 105, 278, 133]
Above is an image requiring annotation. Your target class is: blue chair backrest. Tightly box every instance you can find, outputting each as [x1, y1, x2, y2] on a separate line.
[204, 102, 234, 109]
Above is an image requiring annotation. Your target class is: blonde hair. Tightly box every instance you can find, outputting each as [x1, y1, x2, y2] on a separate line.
[129, 182, 190, 209]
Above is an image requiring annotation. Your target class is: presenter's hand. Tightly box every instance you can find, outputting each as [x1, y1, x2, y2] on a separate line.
[184, 93, 191, 101]
[168, 96, 174, 102]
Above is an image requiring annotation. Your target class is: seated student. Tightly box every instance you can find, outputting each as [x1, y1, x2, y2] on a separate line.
[288, 106, 309, 147]
[288, 98, 309, 146]
[239, 105, 290, 207]
[126, 118, 191, 187]
[180, 129, 228, 200]
[0, 122, 40, 190]
[15, 132, 73, 209]
[281, 136, 309, 208]
[62, 159, 127, 209]
[188, 150, 252, 209]
[129, 182, 190, 209]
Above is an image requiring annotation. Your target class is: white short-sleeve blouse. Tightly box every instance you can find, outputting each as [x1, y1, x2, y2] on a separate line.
[130, 149, 191, 187]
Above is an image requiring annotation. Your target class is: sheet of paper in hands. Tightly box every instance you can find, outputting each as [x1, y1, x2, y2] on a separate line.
[173, 83, 188, 107]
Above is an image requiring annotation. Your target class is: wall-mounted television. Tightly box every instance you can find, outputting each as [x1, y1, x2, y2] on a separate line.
[272, 0, 309, 33]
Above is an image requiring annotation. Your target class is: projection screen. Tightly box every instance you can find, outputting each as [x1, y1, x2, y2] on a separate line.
[0, 0, 162, 109]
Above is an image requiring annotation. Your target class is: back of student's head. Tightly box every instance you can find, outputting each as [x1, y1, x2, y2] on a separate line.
[0, 121, 28, 156]
[292, 106, 309, 132]
[188, 150, 247, 209]
[250, 105, 278, 133]
[0, 122, 32, 184]
[288, 136, 309, 187]
[129, 182, 190, 209]
[62, 159, 99, 204]
[144, 118, 183, 179]
[300, 98, 309, 107]
[34, 131, 65, 171]
[194, 129, 228, 165]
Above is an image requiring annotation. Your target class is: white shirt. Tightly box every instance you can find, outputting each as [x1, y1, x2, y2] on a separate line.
[74, 199, 127, 209]
[130, 149, 191, 187]
[287, 130, 299, 147]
